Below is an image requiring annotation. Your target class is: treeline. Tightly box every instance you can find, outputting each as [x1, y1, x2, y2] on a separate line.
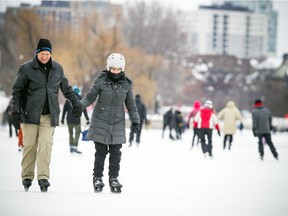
[0, 1, 287, 116]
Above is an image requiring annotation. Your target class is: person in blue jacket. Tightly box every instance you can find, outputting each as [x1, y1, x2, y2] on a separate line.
[61, 85, 90, 154]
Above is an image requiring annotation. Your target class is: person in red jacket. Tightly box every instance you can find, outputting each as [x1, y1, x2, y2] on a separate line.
[187, 100, 201, 148]
[194, 100, 220, 157]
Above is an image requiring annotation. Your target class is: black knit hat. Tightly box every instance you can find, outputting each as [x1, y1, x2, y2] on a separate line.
[35, 38, 52, 54]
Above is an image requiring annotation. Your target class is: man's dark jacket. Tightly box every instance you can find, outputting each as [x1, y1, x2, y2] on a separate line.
[12, 57, 81, 127]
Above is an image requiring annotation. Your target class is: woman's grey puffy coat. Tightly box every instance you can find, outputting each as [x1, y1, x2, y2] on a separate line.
[80, 71, 140, 145]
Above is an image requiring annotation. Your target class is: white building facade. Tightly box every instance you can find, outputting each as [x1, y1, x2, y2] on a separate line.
[180, 5, 269, 58]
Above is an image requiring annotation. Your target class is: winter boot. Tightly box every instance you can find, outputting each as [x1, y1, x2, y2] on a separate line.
[70, 144, 75, 153]
[74, 146, 82, 154]
[70, 145, 82, 154]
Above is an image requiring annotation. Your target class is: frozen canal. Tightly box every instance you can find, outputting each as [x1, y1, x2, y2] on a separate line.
[0, 126, 287, 216]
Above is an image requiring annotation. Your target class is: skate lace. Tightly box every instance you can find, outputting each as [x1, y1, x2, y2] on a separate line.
[110, 178, 118, 183]
[110, 178, 122, 187]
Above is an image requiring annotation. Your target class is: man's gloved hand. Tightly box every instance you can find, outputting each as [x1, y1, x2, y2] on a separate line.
[12, 111, 23, 130]
[86, 120, 90, 125]
[131, 123, 140, 133]
[217, 130, 221, 137]
[186, 123, 190, 129]
[253, 129, 257, 137]
[61, 119, 64, 125]
[72, 106, 82, 118]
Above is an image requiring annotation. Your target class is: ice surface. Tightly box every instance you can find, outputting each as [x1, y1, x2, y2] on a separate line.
[0, 126, 287, 216]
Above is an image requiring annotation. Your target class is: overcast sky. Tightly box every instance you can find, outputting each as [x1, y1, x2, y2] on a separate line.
[0, 0, 287, 57]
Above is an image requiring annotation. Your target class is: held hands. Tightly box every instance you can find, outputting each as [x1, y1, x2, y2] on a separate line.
[12, 111, 23, 130]
[72, 106, 82, 118]
[131, 123, 140, 133]
[217, 130, 221, 137]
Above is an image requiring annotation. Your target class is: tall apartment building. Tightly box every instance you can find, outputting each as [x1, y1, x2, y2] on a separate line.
[180, 2, 272, 58]
[224, 0, 277, 55]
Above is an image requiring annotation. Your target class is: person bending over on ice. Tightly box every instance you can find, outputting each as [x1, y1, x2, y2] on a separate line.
[194, 100, 220, 157]
[80, 53, 140, 193]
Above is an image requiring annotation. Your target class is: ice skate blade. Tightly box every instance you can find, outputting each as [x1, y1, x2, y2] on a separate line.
[110, 187, 122, 193]
[24, 186, 29, 192]
[94, 187, 104, 193]
[40, 186, 48, 192]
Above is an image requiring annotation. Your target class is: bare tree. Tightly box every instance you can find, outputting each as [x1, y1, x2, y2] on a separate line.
[0, 9, 44, 95]
[123, 1, 181, 56]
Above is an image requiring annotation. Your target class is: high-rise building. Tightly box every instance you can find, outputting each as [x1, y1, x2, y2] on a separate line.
[224, 0, 277, 56]
[179, 2, 274, 58]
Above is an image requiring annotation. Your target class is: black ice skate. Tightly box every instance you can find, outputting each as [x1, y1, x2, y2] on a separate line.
[38, 179, 50, 192]
[22, 179, 32, 192]
[93, 177, 105, 193]
[109, 177, 122, 193]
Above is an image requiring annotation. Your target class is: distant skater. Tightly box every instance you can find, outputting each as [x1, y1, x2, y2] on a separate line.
[187, 101, 201, 147]
[218, 100, 242, 150]
[252, 99, 278, 160]
[129, 94, 147, 146]
[162, 108, 175, 140]
[194, 100, 220, 157]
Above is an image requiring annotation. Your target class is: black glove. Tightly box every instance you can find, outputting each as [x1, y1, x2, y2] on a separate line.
[12, 111, 23, 130]
[131, 123, 140, 133]
[86, 120, 90, 125]
[270, 124, 273, 131]
[72, 106, 82, 118]
[217, 130, 221, 137]
[61, 119, 64, 125]
[186, 123, 190, 129]
[253, 129, 257, 137]
[239, 122, 244, 130]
